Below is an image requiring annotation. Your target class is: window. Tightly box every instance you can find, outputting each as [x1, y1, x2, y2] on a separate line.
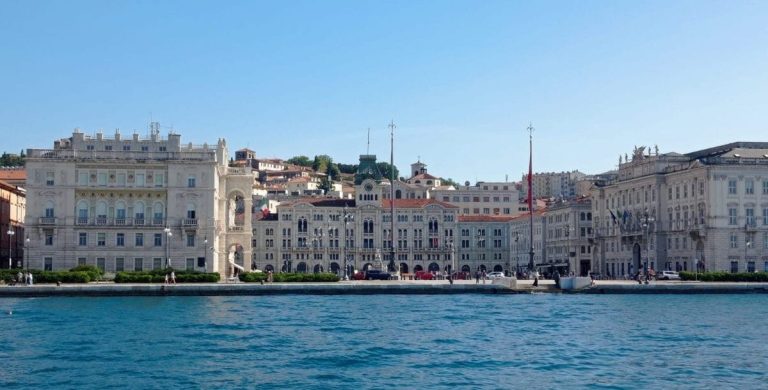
[78, 257, 86, 266]
[135, 233, 144, 247]
[187, 204, 196, 219]
[134, 258, 143, 271]
[46, 171, 55, 186]
[123, 145, 131, 151]
[136, 173, 145, 186]
[78, 233, 87, 246]
[154, 233, 162, 246]
[188, 176, 196, 188]
[98, 172, 107, 186]
[186, 258, 195, 271]
[44, 257, 53, 271]
[45, 232, 54, 246]
[728, 208, 738, 225]
[97, 258, 106, 272]
[141, 146, 149, 152]
[155, 173, 164, 187]
[186, 234, 195, 247]
[730, 233, 738, 248]
[116, 258, 125, 272]
[746, 208, 755, 226]
[728, 179, 737, 195]
[117, 173, 126, 186]
[730, 261, 738, 273]
[116, 233, 125, 247]
[763, 181, 768, 195]
[153, 258, 163, 270]
[745, 179, 754, 195]
[98, 233, 106, 246]
[748, 261, 756, 273]
[78, 172, 89, 185]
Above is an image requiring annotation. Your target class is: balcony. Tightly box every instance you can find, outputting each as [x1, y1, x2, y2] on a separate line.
[114, 218, 128, 226]
[134, 219, 146, 226]
[182, 219, 198, 230]
[76, 217, 89, 225]
[39, 217, 57, 225]
[152, 218, 165, 226]
[95, 217, 109, 226]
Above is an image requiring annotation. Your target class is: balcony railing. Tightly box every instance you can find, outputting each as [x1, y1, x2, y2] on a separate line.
[182, 218, 198, 227]
[134, 219, 145, 226]
[114, 218, 127, 226]
[76, 217, 89, 225]
[152, 218, 165, 226]
[39, 217, 57, 225]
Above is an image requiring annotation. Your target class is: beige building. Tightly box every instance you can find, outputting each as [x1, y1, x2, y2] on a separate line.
[591, 143, 768, 277]
[521, 170, 586, 200]
[24, 126, 230, 274]
[1, 179, 25, 268]
[433, 181, 522, 217]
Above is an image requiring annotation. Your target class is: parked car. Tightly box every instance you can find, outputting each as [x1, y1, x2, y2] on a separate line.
[452, 271, 470, 280]
[364, 270, 392, 280]
[352, 271, 366, 280]
[658, 271, 681, 280]
[487, 272, 505, 279]
[414, 270, 434, 280]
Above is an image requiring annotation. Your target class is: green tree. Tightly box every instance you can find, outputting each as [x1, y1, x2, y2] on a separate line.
[0, 152, 24, 167]
[287, 155, 312, 167]
[441, 177, 459, 187]
[377, 162, 399, 181]
[337, 163, 358, 174]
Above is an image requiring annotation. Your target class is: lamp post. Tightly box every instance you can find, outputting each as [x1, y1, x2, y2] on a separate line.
[203, 236, 208, 271]
[445, 238, 455, 278]
[514, 231, 520, 275]
[641, 211, 655, 283]
[343, 206, 354, 280]
[164, 226, 173, 269]
[564, 224, 570, 276]
[7, 227, 15, 269]
[24, 237, 29, 272]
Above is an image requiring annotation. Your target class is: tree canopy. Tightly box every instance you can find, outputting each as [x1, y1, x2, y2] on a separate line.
[0, 151, 24, 167]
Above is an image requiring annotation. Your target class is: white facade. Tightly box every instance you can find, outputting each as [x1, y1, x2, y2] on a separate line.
[25, 127, 226, 274]
[433, 181, 522, 217]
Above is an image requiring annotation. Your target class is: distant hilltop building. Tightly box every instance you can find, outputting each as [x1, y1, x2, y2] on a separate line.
[521, 170, 586, 200]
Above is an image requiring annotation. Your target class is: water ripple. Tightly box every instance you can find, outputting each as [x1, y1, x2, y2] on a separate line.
[1, 294, 768, 388]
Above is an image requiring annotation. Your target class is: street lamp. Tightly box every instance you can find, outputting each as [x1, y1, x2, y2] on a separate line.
[7, 227, 15, 269]
[343, 206, 354, 280]
[203, 236, 208, 271]
[163, 226, 173, 269]
[24, 237, 29, 271]
[641, 211, 655, 283]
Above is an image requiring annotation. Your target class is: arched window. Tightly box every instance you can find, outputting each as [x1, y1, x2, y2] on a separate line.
[153, 201, 164, 224]
[395, 189, 402, 199]
[115, 201, 126, 222]
[134, 201, 145, 222]
[96, 201, 107, 218]
[77, 200, 89, 223]
[298, 217, 308, 233]
[44, 201, 55, 218]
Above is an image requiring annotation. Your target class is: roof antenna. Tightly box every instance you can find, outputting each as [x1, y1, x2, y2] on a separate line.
[366, 128, 370, 155]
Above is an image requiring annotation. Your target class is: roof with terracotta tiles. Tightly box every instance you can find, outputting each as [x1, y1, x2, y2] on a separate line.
[0, 168, 26, 181]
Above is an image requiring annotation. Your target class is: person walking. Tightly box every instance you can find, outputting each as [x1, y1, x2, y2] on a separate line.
[27, 272, 33, 286]
[475, 270, 480, 284]
[170, 271, 176, 284]
[164, 273, 169, 285]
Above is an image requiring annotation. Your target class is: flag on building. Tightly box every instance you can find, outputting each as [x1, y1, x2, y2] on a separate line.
[609, 209, 617, 224]
[258, 198, 270, 217]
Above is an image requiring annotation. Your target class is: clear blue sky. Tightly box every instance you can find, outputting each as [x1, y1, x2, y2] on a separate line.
[2, 0, 767, 183]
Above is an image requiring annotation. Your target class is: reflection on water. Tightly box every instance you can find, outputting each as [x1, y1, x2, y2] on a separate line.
[1, 294, 767, 388]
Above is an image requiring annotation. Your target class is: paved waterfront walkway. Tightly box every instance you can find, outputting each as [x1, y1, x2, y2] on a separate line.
[1, 278, 768, 297]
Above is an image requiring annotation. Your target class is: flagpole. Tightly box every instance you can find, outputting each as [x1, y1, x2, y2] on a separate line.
[527, 123, 535, 273]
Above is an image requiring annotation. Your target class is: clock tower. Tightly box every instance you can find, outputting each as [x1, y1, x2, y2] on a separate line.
[354, 154, 383, 206]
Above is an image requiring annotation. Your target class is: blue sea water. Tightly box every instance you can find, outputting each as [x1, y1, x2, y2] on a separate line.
[1, 294, 767, 389]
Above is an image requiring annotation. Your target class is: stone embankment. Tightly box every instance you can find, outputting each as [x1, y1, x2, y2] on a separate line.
[1, 279, 768, 297]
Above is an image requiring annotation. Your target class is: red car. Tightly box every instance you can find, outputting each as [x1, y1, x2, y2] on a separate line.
[414, 270, 434, 280]
[352, 271, 366, 280]
[452, 271, 470, 280]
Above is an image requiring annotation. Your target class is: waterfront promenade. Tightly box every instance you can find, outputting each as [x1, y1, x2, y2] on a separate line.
[2, 278, 768, 297]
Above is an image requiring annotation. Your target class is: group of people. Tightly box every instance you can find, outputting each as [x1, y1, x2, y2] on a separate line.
[10, 271, 33, 286]
[164, 271, 176, 284]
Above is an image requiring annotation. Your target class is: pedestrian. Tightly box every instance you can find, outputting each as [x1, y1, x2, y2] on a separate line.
[170, 271, 176, 284]
[267, 270, 273, 283]
[28, 272, 33, 286]
[482, 271, 486, 284]
[448, 272, 453, 285]
[17, 271, 23, 285]
[533, 273, 539, 287]
[475, 271, 480, 284]
[164, 273, 169, 285]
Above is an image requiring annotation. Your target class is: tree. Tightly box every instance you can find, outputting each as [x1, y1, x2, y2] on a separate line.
[0, 151, 24, 167]
[377, 162, 399, 181]
[441, 177, 459, 187]
[337, 163, 358, 174]
[286, 155, 312, 167]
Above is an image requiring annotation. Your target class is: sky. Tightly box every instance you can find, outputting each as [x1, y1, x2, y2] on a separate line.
[1, 0, 767, 183]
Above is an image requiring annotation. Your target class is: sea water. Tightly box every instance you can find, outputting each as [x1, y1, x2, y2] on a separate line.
[1, 294, 766, 389]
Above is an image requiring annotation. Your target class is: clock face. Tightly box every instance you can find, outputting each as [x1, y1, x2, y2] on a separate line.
[364, 183, 373, 192]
